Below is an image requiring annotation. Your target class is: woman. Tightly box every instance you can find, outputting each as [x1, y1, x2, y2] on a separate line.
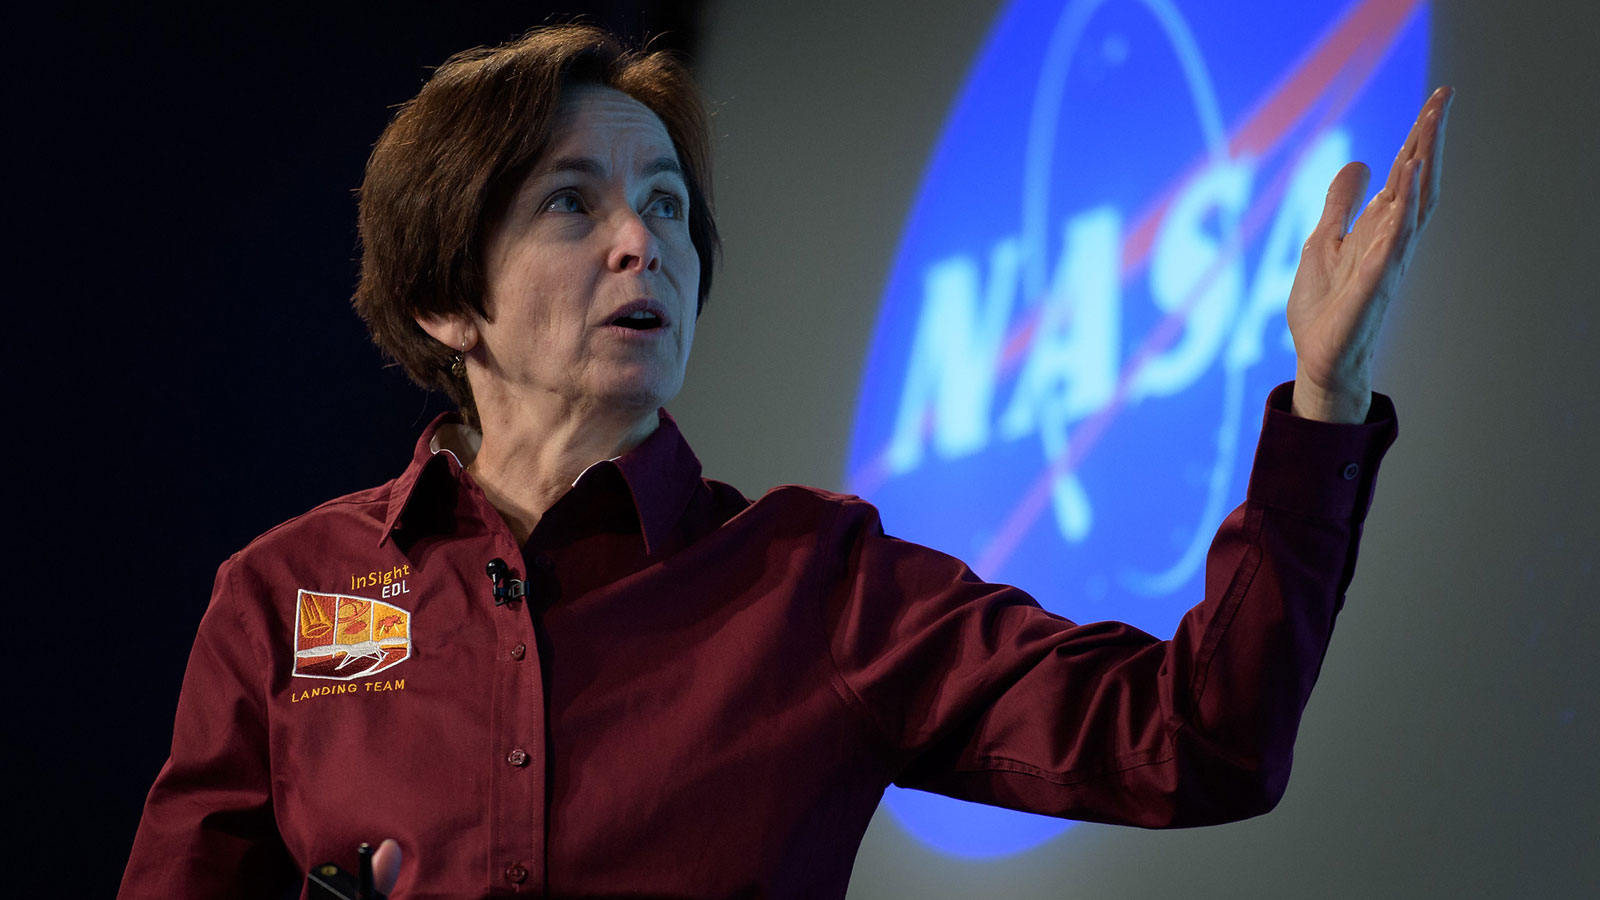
[120, 23, 1450, 900]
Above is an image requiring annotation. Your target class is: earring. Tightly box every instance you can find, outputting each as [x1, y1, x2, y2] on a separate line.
[450, 338, 468, 379]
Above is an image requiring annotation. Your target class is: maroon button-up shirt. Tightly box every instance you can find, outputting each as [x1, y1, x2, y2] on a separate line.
[120, 383, 1396, 899]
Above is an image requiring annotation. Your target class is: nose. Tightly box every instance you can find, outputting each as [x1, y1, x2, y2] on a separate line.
[606, 209, 662, 275]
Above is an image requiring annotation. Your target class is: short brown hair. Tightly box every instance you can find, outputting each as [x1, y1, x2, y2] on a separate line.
[352, 24, 720, 426]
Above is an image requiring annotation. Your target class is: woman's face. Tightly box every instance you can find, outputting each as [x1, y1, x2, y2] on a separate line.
[475, 84, 699, 419]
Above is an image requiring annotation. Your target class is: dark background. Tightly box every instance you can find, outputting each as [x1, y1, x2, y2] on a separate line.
[11, 3, 704, 895]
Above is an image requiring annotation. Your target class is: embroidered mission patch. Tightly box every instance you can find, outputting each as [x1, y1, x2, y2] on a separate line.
[293, 589, 413, 680]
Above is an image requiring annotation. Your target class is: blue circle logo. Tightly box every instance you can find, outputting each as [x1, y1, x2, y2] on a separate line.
[845, 0, 1428, 859]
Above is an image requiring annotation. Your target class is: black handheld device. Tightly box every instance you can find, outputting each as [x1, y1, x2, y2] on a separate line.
[305, 842, 387, 900]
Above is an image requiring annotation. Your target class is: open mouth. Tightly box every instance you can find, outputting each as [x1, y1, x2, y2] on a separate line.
[612, 310, 664, 330]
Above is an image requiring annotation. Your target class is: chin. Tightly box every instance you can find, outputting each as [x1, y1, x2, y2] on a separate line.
[597, 374, 682, 414]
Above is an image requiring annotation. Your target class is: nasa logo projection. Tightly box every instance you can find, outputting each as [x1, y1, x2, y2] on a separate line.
[845, 0, 1428, 858]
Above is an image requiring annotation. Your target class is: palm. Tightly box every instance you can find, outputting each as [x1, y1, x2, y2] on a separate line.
[1286, 86, 1453, 422]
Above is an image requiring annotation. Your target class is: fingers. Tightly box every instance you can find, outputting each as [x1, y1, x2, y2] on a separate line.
[1379, 112, 1420, 201]
[373, 838, 403, 895]
[1362, 157, 1419, 286]
[1399, 156, 1422, 244]
[1383, 86, 1453, 215]
[1419, 86, 1454, 227]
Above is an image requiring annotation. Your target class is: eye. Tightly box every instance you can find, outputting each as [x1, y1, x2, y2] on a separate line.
[649, 192, 686, 220]
[543, 190, 585, 214]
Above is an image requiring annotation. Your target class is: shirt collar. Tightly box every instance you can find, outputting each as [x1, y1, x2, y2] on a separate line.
[381, 409, 703, 555]
[604, 409, 703, 555]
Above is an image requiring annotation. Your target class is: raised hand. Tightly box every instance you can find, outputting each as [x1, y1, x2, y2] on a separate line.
[1286, 85, 1454, 423]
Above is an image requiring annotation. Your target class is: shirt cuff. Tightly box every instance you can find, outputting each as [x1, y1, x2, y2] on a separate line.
[1245, 382, 1399, 522]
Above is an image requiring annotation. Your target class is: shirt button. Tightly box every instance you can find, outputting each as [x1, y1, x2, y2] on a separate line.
[533, 553, 553, 572]
[1342, 462, 1361, 480]
[506, 748, 529, 767]
[505, 863, 528, 884]
[509, 642, 526, 661]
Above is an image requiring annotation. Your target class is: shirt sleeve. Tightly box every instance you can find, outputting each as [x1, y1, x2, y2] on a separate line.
[820, 382, 1398, 828]
[118, 557, 299, 900]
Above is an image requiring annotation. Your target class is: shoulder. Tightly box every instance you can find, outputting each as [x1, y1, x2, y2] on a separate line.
[220, 478, 401, 593]
[225, 410, 458, 571]
[719, 481, 888, 544]
[246, 480, 395, 552]
[751, 483, 872, 513]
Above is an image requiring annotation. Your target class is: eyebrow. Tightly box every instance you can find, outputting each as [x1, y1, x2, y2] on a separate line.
[537, 155, 683, 181]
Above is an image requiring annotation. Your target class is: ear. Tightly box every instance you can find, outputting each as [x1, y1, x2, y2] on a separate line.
[415, 313, 478, 352]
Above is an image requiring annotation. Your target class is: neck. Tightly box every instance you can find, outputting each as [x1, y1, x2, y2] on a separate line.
[466, 393, 660, 545]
